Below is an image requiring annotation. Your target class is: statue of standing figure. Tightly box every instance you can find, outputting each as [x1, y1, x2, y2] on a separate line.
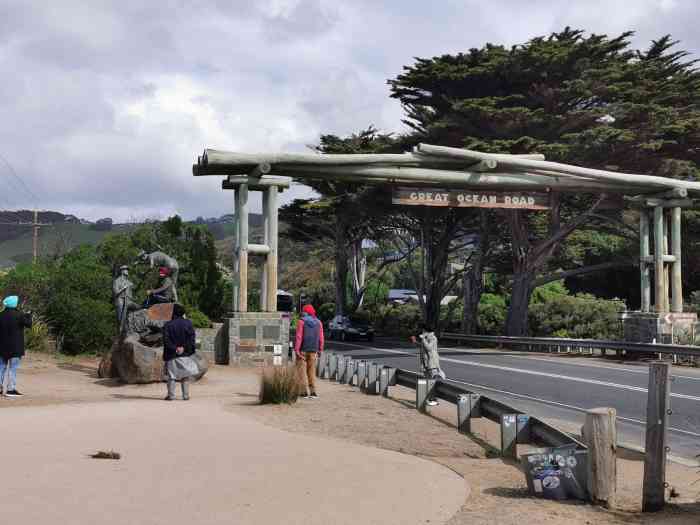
[112, 265, 141, 334]
[138, 250, 179, 302]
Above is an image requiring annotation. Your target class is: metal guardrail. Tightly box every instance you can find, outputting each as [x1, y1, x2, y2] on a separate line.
[317, 352, 585, 458]
[441, 333, 700, 358]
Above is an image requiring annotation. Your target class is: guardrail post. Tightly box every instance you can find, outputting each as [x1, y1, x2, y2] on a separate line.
[416, 378, 435, 413]
[363, 362, 379, 395]
[501, 414, 518, 459]
[317, 352, 327, 378]
[336, 355, 346, 383]
[379, 367, 390, 397]
[583, 407, 617, 508]
[516, 414, 531, 444]
[357, 361, 367, 389]
[343, 358, 354, 385]
[643, 362, 671, 512]
[386, 367, 397, 386]
[328, 353, 338, 380]
[457, 394, 480, 434]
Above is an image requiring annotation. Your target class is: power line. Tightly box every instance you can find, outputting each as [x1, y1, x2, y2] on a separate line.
[0, 153, 40, 206]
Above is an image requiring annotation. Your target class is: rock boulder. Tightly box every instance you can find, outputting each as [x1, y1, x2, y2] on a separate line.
[104, 334, 209, 384]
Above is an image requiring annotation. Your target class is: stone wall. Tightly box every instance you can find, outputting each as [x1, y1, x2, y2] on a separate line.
[621, 311, 697, 344]
[221, 312, 291, 367]
[195, 322, 222, 364]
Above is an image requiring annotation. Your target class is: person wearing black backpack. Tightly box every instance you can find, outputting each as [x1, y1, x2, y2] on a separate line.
[0, 295, 32, 397]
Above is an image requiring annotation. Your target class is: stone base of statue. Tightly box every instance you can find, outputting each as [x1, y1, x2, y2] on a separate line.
[621, 310, 698, 345]
[216, 312, 291, 367]
[98, 304, 209, 384]
[99, 335, 210, 383]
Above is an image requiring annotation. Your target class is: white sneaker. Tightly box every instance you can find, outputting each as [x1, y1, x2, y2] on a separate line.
[426, 399, 439, 406]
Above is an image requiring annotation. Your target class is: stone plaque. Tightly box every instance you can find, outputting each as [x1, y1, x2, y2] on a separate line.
[239, 325, 257, 340]
[392, 188, 550, 210]
[263, 325, 281, 340]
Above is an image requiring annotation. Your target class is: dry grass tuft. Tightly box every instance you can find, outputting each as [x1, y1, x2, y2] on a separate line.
[259, 365, 301, 404]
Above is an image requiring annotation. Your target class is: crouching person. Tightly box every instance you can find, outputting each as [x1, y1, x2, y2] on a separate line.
[410, 323, 445, 406]
[163, 304, 198, 401]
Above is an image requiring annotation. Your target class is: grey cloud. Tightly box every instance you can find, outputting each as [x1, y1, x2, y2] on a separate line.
[1, 1, 699, 221]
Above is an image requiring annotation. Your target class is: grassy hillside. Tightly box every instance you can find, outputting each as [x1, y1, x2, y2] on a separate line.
[0, 223, 135, 267]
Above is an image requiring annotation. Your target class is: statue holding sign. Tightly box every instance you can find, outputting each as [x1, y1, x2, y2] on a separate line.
[137, 250, 180, 301]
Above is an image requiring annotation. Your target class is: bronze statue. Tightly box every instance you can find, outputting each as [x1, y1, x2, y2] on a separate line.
[138, 250, 179, 301]
[112, 265, 141, 334]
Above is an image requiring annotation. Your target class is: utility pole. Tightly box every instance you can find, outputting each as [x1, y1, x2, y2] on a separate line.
[0, 209, 51, 263]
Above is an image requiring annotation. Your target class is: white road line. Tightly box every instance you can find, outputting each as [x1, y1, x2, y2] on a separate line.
[440, 345, 700, 382]
[329, 341, 700, 402]
[446, 378, 700, 439]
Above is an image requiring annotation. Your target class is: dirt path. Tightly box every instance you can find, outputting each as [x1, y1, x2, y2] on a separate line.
[3, 354, 699, 524]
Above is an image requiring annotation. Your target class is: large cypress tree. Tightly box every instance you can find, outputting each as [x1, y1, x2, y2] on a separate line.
[389, 29, 700, 335]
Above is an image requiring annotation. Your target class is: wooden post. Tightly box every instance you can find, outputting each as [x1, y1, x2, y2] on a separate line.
[653, 207, 666, 313]
[663, 211, 670, 313]
[671, 207, 683, 313]
[640, 210, 651, 312]
[235, 184, 249, 312]
[583, 407, 617, 507]
[32, 209, 38, 264]
[265, 186, 279, 312]
[643, 362, 671, 512]
[344, 358, 354, 385]
[328, 353, 337, 380]
[336, 355, 346, 383]
[357, 361, 367, 388]
[261, 188, 269, 311]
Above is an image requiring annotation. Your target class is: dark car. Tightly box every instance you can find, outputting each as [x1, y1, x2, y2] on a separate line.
[328, 314, 374, 342]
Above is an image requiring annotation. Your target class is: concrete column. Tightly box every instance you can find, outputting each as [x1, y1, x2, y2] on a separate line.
[265, 186, 279, 312]
[640, 210, 651, 312]
[671, 207, 683, 313]
[236, 184, 249, 312]
[653, 207, 666, 313]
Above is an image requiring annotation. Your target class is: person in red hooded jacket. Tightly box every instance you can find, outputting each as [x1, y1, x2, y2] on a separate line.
[294, 304, 324, 399]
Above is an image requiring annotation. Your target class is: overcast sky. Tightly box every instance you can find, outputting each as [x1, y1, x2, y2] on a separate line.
[0, 0, 697, 222]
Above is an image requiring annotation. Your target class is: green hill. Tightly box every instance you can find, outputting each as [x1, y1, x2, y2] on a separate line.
[0, 223, 135, 267]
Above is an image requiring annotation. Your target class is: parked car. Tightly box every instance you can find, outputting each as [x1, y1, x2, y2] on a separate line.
[328, 314, 374, 342]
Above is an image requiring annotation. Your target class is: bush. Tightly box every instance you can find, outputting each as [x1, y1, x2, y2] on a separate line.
[185, 306, 211, 328]
[375, 303, 422, 337]
[478, 294, 507, 335]
[26, 314, 51, 353]
[317, 302, 335, 323]
[259, 365, 301, 404]
[528, 292, 624, 339]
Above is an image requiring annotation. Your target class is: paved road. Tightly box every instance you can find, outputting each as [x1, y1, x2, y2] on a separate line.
[326, 337, 700, 460]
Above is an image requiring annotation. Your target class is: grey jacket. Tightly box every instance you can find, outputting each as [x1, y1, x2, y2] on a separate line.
[418, 331, 445, 379]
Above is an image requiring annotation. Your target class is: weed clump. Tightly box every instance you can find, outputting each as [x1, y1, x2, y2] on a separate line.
[259, 365, 301, 404]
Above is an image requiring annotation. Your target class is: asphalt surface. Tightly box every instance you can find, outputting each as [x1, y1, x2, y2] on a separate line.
[325, 337, 700, 460]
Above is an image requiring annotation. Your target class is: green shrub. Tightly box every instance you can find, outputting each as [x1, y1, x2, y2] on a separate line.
[259, 365, 301, 404]
[185, 306, 211, 328]
[26, 314, 51, 353]
[528, 292, 624, 339]
[478, 293, 507, 335]
[375, 303, 422, 336]
[317, 302, 335, 323]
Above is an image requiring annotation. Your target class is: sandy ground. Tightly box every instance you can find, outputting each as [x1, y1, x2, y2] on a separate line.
[3, 353, 700, 525]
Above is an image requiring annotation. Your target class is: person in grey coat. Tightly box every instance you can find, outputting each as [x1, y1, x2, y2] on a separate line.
[410, 323, 445, 406]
